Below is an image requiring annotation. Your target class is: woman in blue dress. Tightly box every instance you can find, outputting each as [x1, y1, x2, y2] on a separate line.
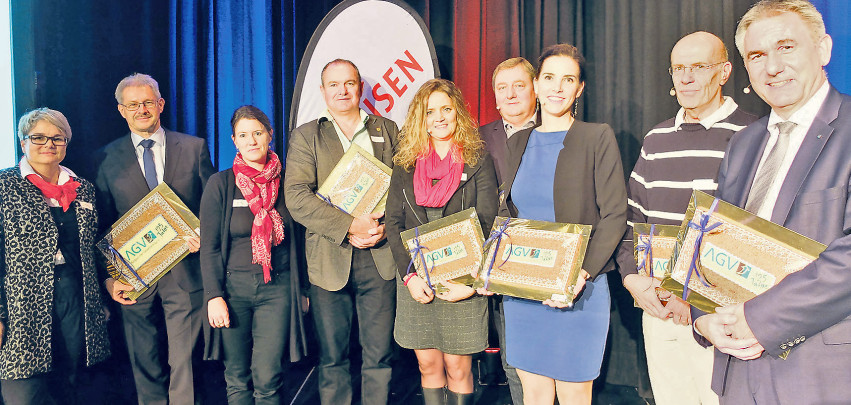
[497, 44, 628, 404]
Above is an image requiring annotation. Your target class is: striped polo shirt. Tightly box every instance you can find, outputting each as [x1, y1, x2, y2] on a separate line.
[618, 97, 758, 277]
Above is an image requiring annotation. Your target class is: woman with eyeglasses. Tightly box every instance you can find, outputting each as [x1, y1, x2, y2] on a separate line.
[386, 79, 498, 405]
[200, 105, 306, 404]
[496, 44, 627, 405]
[0, 108, 110, 404]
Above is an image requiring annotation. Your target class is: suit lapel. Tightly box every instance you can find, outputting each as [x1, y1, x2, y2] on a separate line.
[502, 127, 533, 196]
[366, 117, 393, 166]
[118, 135, 152, 193]
[163, 129, 181, 185]
[772, 88, 842, 224]
[318, 119, 345, 166]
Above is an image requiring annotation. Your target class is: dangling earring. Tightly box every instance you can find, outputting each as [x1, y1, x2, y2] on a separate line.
[743, 84, 751, 94]
[572, 99, 579, 117]
[669, 87, 676, 96]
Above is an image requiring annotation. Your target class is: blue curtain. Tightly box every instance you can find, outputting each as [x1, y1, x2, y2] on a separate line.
[168, 1, 276, 170]
[813, 0, 851, 95]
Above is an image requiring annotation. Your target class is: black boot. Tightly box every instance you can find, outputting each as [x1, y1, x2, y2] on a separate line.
[446, 390, 473, 405]
[422, 387, 447, 405]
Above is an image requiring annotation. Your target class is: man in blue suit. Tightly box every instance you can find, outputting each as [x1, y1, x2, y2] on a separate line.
[693, 1, 851, 403]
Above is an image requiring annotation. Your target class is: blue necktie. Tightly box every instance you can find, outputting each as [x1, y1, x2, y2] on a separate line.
[140, 139, 158, 190]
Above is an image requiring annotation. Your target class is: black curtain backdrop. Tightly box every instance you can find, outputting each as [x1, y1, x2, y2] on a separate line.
[12, 0, 770, 399]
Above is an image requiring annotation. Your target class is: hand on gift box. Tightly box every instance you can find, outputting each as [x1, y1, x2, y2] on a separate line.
[105, 277, 137, 305]
[436, 280, 476, 302]
[349, 214, 384, 239]
[349, 213, 386, 249]
[475, 287, 495, 296]
[623, 274, 671, 319]
[349, 212, 382, 239]
[183, 235, 201, 253]
[407, 275, 435, 304]
[694, 305, 764, 361]
[543, 269, 590, 308]
[664, 295, 692, 326]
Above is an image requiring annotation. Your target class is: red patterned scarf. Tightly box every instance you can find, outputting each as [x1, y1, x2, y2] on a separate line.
[26, 173, 81, 211]
[233, 152, 285, 283]
[413, 145, 464, 208]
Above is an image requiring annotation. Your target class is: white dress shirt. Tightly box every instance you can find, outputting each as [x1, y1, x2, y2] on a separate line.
[131, 127, 167, 184]
[751, 82, 830, 220]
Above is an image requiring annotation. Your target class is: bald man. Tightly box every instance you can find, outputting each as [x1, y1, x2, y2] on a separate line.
[615, 32, 757, 405]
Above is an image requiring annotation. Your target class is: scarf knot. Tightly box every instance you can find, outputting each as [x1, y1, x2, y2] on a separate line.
[233, 152, 285, 283]
[26, 173, 80, 211]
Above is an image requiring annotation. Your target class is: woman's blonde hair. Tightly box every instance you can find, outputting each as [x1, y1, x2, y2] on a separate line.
[394, 79, 483, 170]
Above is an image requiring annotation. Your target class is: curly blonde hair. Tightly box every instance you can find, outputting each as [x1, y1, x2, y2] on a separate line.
[394, 79, 484, 170]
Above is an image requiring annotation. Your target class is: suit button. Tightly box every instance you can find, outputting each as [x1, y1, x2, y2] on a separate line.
[801, 336, 806, 342]
[781, 344, 787, 350]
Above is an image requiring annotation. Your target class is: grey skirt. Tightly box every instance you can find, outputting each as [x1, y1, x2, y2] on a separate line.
[393, 276, 488, 355]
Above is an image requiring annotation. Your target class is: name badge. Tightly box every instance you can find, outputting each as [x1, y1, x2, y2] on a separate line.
[79, 201, 94, 210]
[370, 136, 384, 143]
[233, 199, 249, 207]
[461, 173, 468, 181]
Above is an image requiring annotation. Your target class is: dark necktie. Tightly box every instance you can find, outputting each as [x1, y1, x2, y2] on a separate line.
[140, 139, 158, 190]
[744, 121, 797, 214]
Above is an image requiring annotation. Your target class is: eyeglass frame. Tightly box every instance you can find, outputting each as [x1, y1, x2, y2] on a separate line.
[120, 99, 162, 111]
[24, 134, 69, 146]
[668, 61, 726, 76]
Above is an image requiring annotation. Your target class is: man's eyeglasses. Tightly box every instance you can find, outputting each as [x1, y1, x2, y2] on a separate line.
[668, 62, 725, 76]
[121, 100, 159, 111]
[25, 135, 68, 146]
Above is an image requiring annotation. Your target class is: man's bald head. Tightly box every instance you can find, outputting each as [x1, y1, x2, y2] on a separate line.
[669, 31, 733, 122]
[673, 31, 728, 63]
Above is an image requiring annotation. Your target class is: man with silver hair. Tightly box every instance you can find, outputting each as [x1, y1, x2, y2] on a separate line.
[94, 73, 215, 404]
[616, 31, 756, 405]
[692, 1, 851, 403]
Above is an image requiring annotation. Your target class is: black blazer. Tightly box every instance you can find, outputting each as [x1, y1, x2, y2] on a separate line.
[386, 153, 499, 277]
[94, 129, 216, 292]
[480, 116, 540, 187]
[500, 121, 628, 279]
[198, 168, 308, 362]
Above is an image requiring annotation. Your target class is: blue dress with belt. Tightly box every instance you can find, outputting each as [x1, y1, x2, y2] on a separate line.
[503, 128, 611, 382]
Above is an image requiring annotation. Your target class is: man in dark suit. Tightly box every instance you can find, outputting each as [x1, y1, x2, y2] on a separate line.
[693, 1, 851, 403]
[95, 73, 215, 405]
[478, 57, 537, 405]
[284, 59, 398, 405]
[479, 57, 538, 186]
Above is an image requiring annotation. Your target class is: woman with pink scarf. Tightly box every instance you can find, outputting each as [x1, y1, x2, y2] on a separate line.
[386, 79, 498, 405]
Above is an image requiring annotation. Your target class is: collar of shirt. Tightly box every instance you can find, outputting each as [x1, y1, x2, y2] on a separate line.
[674, 96, 739, 130]
[320, 109, 374, 156]
[753, 81, 830, 219]
[130, 126, 166, 149]
[503, 114, 537, 138]
[19, 158, 77, 207]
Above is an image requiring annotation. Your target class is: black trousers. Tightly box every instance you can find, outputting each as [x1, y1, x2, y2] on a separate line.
[1, 265, 85, 405]
[121, 271, 204, 405]
[310, 249, 396, 405]
[220, 269, 291, 405]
